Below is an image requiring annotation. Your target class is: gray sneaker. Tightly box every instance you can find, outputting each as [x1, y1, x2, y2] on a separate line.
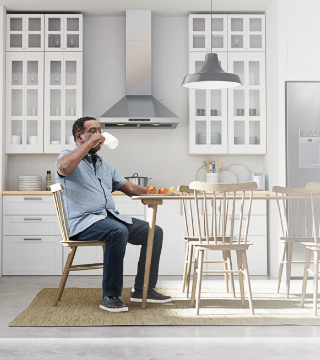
[100, 296, 128, 312]
[130, 288, 172, 303]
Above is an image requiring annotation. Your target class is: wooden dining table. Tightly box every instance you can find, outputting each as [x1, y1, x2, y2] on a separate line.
[132, 190, 320, 309]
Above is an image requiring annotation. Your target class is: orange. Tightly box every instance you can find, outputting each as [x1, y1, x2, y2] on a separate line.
[146, 186, 157, 194]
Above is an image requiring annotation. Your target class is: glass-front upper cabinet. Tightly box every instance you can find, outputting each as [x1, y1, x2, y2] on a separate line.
[189, 15, 227, 52]
[6, 14, 44, 51]
[44, 52, 83, 153]
[6, 52, 44, 154]
[228, 52, 266, 154]
[189, 52, 228, 154]
[45, 14, 83, 51]
[228, 15, 265, 52]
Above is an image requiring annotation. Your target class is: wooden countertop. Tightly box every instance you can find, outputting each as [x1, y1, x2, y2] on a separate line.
[2, 191, 125, 195]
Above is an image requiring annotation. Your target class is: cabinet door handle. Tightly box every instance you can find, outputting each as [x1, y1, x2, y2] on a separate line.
[24, 197, 42, 200]
[23, 217, 42, 221]
[23, 238, 42, 241]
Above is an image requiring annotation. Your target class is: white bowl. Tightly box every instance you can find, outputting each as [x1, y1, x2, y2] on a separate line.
[50, 141, 61, 145]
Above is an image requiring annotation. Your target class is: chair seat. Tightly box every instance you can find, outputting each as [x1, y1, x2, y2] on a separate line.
[185, 236, 231, 242]
[189, 241, 252, 251]
[280, 237, 318, 243]
[301, 242, 320, 250]
[61, 240, 103, 247]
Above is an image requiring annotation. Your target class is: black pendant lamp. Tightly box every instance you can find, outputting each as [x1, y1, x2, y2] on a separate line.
[182, 2, 242, 90]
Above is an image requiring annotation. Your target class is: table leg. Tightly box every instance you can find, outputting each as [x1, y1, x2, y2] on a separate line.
[142, 204, 158, 309]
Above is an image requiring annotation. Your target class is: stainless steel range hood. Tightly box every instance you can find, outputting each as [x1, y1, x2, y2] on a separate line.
[99, 10, 179, 129]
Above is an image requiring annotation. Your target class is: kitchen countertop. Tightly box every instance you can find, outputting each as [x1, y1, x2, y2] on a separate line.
[2, 190, 271, 196]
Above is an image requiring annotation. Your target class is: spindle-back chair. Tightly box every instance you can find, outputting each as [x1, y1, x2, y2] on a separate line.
[301, 182, 320, 315]
[188, 181, 257, 315]
[178, 185, 234, 299]
[273, 186, 316, 298]
[51, 183, 105, 306]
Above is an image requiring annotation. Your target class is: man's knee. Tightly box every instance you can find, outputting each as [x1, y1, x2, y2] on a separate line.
[154, 225, 163, 243]
[109, 225, 129, 245]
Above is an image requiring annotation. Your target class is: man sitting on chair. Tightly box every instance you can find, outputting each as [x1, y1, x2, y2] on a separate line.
[56, 116, 171, 312]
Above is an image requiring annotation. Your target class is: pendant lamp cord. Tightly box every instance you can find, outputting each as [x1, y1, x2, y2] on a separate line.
[211, 0, 212, 53]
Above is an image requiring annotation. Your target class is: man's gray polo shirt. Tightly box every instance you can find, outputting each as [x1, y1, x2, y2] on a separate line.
[55, 145, 132, 237]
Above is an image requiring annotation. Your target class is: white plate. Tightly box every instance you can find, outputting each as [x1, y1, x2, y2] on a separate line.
[218, 170, 237, 184]
[137, 193, 175, 196]
[227, 164, 250, 183]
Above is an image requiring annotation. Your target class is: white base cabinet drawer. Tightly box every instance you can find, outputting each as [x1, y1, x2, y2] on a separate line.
[3, 236, 62, 275]
[3, 195, 55, 215]
[3, 216, 60, 236]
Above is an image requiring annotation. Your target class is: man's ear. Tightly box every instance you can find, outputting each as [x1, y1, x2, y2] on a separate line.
[75, 132, 82, 143]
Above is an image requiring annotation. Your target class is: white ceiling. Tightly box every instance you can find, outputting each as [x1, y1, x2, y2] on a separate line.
[1, 0, 273, 16]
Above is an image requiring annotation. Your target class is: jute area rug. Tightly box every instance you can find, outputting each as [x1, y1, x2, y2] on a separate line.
[9, 286, 320, 326]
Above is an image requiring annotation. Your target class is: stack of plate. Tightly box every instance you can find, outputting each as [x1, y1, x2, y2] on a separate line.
[12, 135, 22, 145]
[249, 137, 258, 144]
[50, 140, 61, 145]
[234, 136, 245, 144]
[211, 132, 221, 145]
[196, 132, 206, 145]
[19, 176, 42, 191]
[234, 136, 259, 145]
[27, 136, 38, 145]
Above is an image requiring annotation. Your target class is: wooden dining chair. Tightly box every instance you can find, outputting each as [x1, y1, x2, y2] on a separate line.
[178, 185, 234, 299]
[273, 186, 316, 298]
[51, 183, 105, 306]
[301, 182, 320, 315]
[188, 181, 258, 315]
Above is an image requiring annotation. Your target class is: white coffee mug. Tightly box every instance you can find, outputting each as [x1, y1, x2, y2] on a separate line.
[101, 132, 119, 150]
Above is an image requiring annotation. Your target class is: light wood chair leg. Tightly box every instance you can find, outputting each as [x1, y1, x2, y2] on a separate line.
[54, 246, 77, 306]
[313, 250, 319, 316]
[196, 250, 204, 315]
[186, 244, 193, 298]
[222, 250, 229, 293]
[236, 250, 245, 307]
[286, 242, 293, 299]
[277, 241, 287, 293]
[301, 248, 311, 308]
[242, 250, 254, 315]
[182, 242, 189, 293]
[226, 250, 236, 298]
[191, 248, 199, 308]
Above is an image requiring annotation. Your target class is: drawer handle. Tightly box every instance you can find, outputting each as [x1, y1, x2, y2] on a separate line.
[24, 238, 42, 241]
[23, 217, 42, 221]
[24, 197, 42, 200]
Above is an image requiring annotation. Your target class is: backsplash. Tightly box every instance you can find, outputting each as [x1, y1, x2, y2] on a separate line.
[7, 16, 264, 191]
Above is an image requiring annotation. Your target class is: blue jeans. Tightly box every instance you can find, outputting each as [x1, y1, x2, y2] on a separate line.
[70, 212, 163, 297]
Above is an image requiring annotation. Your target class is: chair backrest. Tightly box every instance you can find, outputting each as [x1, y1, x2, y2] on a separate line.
[188, 181, 258, 245]
[272, 186, 318, 244]
[50, 183, 70, 242]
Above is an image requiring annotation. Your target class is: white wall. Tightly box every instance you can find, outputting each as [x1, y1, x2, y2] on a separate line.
[7, 16, 264, 190]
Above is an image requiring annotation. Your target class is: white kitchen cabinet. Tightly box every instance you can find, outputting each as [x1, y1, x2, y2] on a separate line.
[228, 52, 266, 154]
[6, 52, 44, 154]
[189, 52, 228, 154]
[45, 14, 83, 52]
[2, 195, 62, 275]
[44, 52, 83, 153]
[189, 15, 228, 52]
[228, 15, 265, 52]
[6, 14, 44, 51]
